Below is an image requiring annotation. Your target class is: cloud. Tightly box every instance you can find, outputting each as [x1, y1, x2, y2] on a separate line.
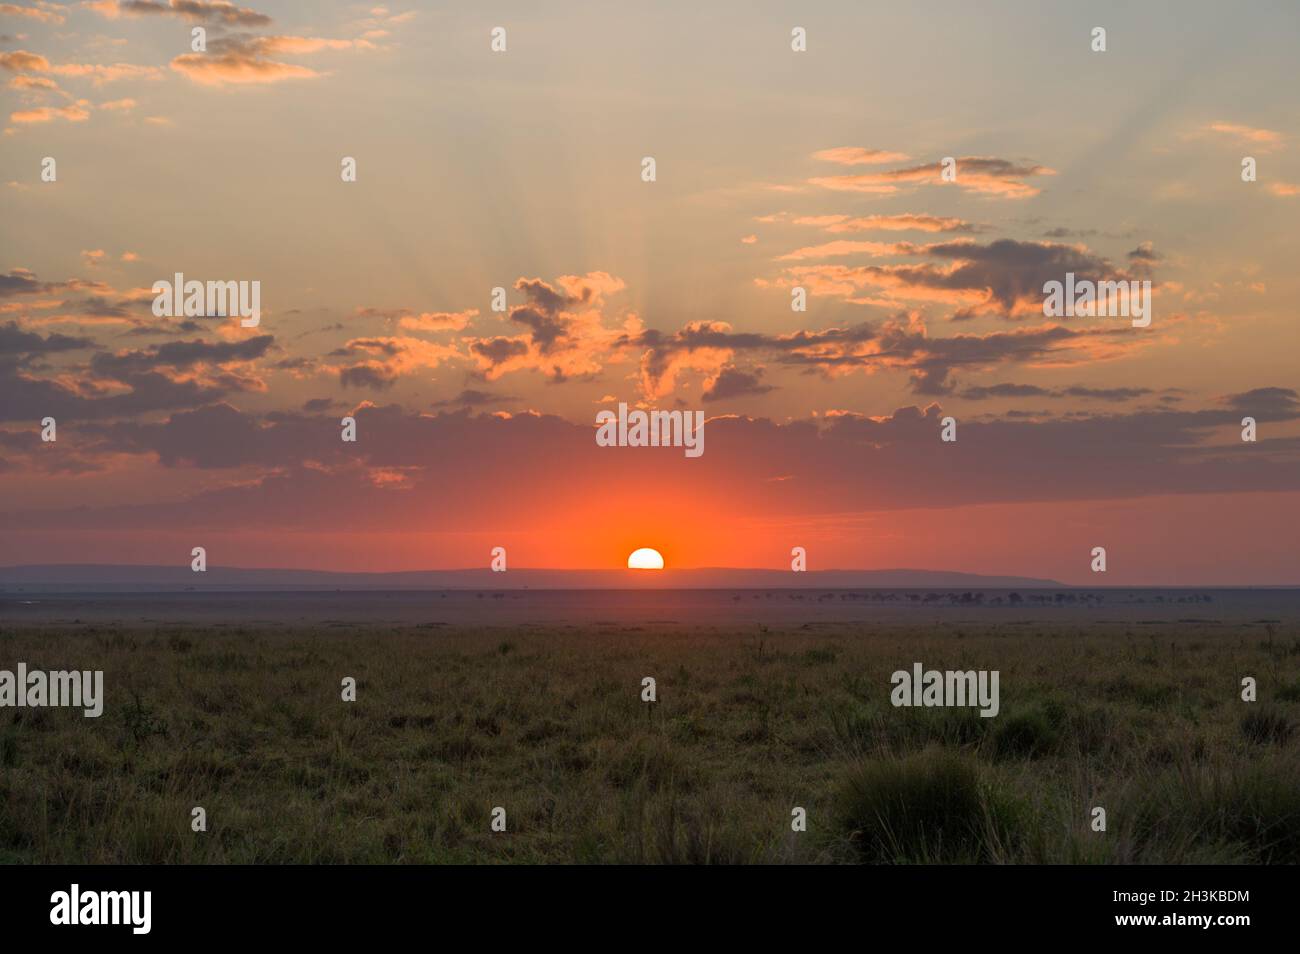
[1204, 121, 1283, 148]
[623, 309, 1142, 399]
[7, 397, 1297, 534]
[397, 313, 472, 331]
[0, 49, 49, 71]
[764, 238, 1148, 317]
[1127, 241, 1161, 276]
[623, 318, 878, 398]
[776, 239, 906, 261]
[85, 0, 271, 26]
[331, 336, 461, 390]
[430, 388, 515, 409]
[397, 309, 476, 332]
[352, 306, 478, 332]
[959, 383, 1155, 402]
[0, 3, 65, 24]
[811, 147, 910, 165]
[0, 283, 280, 423]
[0, 268, 111, 299]
[9, 100, 89, 122]
[90, 334, 273, 376]
[466, 272, 635, 382]
[0, 320, 92, 357]
[8, 73, 64, 93]
[2, 50, 161, 86]
[794, 213, 976, 234]
[337, 363, 393, 390]
[810, 155, 1056, 199]
[1222, 387, 1299, 415]
[48, 61, 161, 84]
[170, 33, 365, 86]
[0, 359, 229, 421]
[702, 367, 775, 402]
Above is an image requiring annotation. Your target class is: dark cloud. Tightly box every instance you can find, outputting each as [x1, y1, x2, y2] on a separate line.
[90, 335, 273, 376]
[1223, 387, 1299, 415]
[8, 396, 1299, 530]
[703, 367, 775, 402]
[1127, 242, 1161, 277]
[1061, 386, 1154, 401]
[0, 363, 228, 422]
[620, 310, 1135, 398]
[470, 337, 528, 365]
[502, 274, 620, 356]
[431, 389, 515, 409]
[339, 364, 396, 390]
[118, 1, 272, 27]
[0, 322, 93, 357]
[960, 383, 1052, 400]
[123, 319, 206, 337]
[921, 239, 1129, 314]
[773, 237, 1156, 320]
[960, 383, 1155, 402]
[0, 269, 109, 299]
[273, 356, 317, 372]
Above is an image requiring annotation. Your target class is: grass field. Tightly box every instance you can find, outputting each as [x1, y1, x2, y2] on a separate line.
[2, 619, 1298, 864]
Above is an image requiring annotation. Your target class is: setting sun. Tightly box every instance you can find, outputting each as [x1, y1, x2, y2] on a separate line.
[627, 547, 665, 570]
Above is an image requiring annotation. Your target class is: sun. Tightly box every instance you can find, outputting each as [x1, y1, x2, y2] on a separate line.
[627, 547, 665, 570]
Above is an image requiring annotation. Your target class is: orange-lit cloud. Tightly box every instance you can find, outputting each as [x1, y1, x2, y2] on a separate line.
[776, 239, 909, 261]
[466, 272, 639, 383]
[397, 309, 477, 332]
[332, 336, 461, 390]
[9, 100, 90, 123]
[0, 2, 65, 24]
[84, 0, 271, 27]
[811, 146, 910, 165]
[170, 33, 371, 85]
[2, 50, 162, 86]
[1204, 121, 1283, 147]
[794, 213, 975, 234]
[8, 74, 65, 94]
[810, 154, 1056, 199]
[0, 50, 51, 71]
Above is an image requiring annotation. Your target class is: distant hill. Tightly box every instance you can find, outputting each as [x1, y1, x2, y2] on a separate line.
[0, 564, 1064, 591]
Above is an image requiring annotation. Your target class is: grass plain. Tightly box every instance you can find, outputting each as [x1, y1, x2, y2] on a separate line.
[1, 616, 1297, 864]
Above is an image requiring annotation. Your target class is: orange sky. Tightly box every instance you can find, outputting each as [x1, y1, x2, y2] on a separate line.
[2, 2, 1298, 584]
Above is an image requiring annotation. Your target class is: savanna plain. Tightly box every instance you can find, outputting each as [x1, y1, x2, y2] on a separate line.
[2, 612, 1297, 865]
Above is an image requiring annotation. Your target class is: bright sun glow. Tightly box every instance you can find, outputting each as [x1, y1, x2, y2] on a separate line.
[627, 547, 665, 570]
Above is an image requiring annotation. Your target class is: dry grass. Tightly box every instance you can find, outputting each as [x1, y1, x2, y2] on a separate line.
[1, 619, 1297, 863]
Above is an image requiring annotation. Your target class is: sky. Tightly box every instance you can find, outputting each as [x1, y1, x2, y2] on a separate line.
[1, 0, 1298, 584]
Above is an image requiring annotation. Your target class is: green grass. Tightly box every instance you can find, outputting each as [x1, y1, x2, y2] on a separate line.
[0, 619, 1296, 863]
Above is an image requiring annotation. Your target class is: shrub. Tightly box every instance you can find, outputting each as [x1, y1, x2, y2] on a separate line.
[1241, 707, 1294, 745]
[991, 708, 1059, 760]
[836, 748, 1017, 862]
